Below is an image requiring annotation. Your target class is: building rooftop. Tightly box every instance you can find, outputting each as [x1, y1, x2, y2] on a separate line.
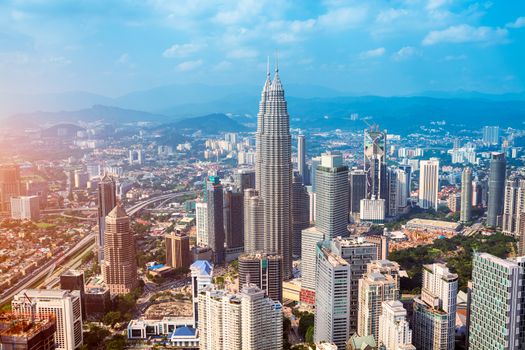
[406, 218, 461, 231]
[190, 260, 213, 277]
[107, 204, 128, 219]
[476, 252, 520, 269]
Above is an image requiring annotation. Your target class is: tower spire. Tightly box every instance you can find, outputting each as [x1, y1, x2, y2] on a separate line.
[275, 50, 279, 73]
[267, 56, 270, 77]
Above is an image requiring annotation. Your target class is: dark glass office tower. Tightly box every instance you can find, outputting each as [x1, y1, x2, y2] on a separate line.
[487, 152, 506, 227]
[207, 176, 225, 264]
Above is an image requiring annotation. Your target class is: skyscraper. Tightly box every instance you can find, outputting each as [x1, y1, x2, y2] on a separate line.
[103, 205, 138, 295]
[487, 152, 506, 227]
[469, 253, 525, 350]
[224, 188, 244, 249]
[386, 168, 398, 217]
[10, 195, 40, 220]
[0, 312, 56, 350]
[256, 65, 293, 279]
[239, 253, 283, 302]
[12, 289, 83, 350]
[196, 201, 208, 246]
[97, 174, 117, 263]
[460, 167, 473, 222]
[418, 158, 440, 210]
[297, 134, 307, 183]
[310, 156, 321, 192]
[60, 269, 86, 320]
[243, 188, 264, 254]
[234, 168, 256, 193]
[396, 167, 410, 210]
[482, 125, 500, 145]
[0, 165, 22, 214]
[190, 260, 213, 327]
[207, 176, 225, 264]
[198, 285, 283, 350]
[502, 177, 525, 235]
[364, 126, 387, 201]
[412, 263, 457, 350]
[349, 169, 367, 217]
[300, 226, 324, 305]
[165, 231, 191, 269]
[292, 172, 310, 258]
[315, 152, 349, 239]
[378, 300, 415, 350]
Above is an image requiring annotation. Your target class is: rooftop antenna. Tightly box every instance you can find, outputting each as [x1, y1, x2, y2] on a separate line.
[275, 49, 279, 73]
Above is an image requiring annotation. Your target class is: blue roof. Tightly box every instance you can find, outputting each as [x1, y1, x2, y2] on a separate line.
[173, 326, 196, 337]
[191, 260, 212, 276]
[148, 264, 165, 270]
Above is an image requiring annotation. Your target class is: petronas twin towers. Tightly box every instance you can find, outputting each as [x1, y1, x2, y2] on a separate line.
[254, 63, 293, 279]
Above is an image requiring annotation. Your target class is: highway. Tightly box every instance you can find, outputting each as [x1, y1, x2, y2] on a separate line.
[0, 191, 193, 308]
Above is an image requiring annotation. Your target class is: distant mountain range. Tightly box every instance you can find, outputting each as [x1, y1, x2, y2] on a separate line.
[2, 83, 524, 133]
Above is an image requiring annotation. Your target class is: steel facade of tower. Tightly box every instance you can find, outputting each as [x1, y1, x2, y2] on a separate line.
[207, 176, 225, 265]
[97, 175, 117, 263]
[460, 167, 473, 223]
[364, 127, 387, 201]
[487, 152, 506, 227]
[255, 66, 293, 279]
[297, 135, 307, 184]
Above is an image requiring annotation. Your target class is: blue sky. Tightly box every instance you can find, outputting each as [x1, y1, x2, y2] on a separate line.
[0, 0, 524, 96]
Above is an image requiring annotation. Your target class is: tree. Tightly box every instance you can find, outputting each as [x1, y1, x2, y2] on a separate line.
[102, 311, 122, 327]
[298, 312, 314, 338]
[305, 326, 314, 343]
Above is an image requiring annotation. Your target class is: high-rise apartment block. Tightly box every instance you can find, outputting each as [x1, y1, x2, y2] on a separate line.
[315, 152, 349, 239]
[207, 176, 225, 265]
[378, 300, 416, 350]
[0, 165, 22, 214]
[190, 260, 213, 327]
[198, 285, 283, 350]
[196, 201, 208, 246]
[239, 253, 282, 302]
[256, 67, 293, 279]
[10, 195, 40, 220]
[502, 177, 525, 252]
[469, 253, 525, 350]
[412, 263, 457, 350]
[243, 188, 264, 254]
[165, 231, 191, 269]
[102, 205, 138, 295]
[482, 125, 500, 145]
[460, 167, 473, 222]
[487, 152, 506, 227]
[418, 159, 440, 210]
[97, 174, 116, 263]
[12, 289, 83, 350]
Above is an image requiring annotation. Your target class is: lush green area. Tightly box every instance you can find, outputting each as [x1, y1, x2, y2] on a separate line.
[389, 233, 516, 292]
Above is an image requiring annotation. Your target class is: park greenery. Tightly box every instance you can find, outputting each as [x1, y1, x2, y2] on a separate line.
[389, 232, 516, 292]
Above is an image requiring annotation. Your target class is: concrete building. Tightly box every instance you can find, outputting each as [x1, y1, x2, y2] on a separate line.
[315, 152, 349, 239]
[165, 231, 191, 269]
[418, 158, 440, 210]
[10, 196, 40, 220]
[292, 172, 310, 257]
[297, 134, 307, 183]
[196, 202, 208, 246]
[482, 125, 499, 145]
[460, 167, 473, 222]
[233, 168, 256, 193]
[239, 253, 282, 302]
[349, 169, 367, 217]
[469, 253, 525, 350]
[73, 170, 88, 189]
[59, 270, 86, 320]
[447, 193, 461, 213]
[243, 188, 265, 254]
[224, 188, 244, 249]
[364, 126, 387, 202]
[198, 285, 283, 350]
[0, 165, 22, 214]
[96, 174, 116, 263]
[207, 176, 225, 265]
[386, 168, 398, 217]
[396, 167, 410, 209]
[190, 260, 213, 327]
[412, 264, 457, 350]
[300, 226, 324, 305]
[378, 300, 415, 350]
[0, 313, 56, 350]
[12, 289, 83, 350]
[502, 178, 525, 244]
[487, 152, 506, 227]
[102, 205, 138, 295]
[360, 198, 386, 224]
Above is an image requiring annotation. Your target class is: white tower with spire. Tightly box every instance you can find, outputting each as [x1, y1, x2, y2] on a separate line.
[255, 59, 293, 279]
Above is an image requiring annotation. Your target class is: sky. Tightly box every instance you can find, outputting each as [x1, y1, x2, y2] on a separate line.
[0, 0, 524, 97]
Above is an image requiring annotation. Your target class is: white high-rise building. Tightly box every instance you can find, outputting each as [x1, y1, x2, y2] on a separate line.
[469, 253, 525, 350]
[412, 263, 457, 350]
[315, 152, 349, 239]
[190, 260, 213, 327]
[256, 65, 293, 278]
[297, 134, 307, 183]
[300, 226, 324, 305]
[314, 242, 351, 350]
[12, 289, 83, 350]
[357, 260, 400, 341]
[396, 168, 409, 209]
[198, 285, 283, 350]
[460, 167, 473, 223]
[378, 300, 415, 350]
[196, 202, 208, 246]
[360, 198, 386, 223]
[10, 195, 40, 220]
[418, 159, 440, 210]
[243, 188, 265, 253]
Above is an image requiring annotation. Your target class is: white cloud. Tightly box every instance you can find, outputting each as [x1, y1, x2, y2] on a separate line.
[393, 46, 418, 61]
[213, 60, 232, 71]
[422, 24, 507, 45]
[426, 0, 451, 11]
[359, 47, 385, 59]
[176, 59, 203, 71]
[227, 47, 258, 59]
[272, 19, 316, 43]
[163, 43, 202, 58]
[318, 6, 368, 30]
[443, 54, 467, 61]
[116, 53, 129, 64]
[213, 0, 267, 25]
[376, 8, 408, 23]
[506, 16, 525, 29]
